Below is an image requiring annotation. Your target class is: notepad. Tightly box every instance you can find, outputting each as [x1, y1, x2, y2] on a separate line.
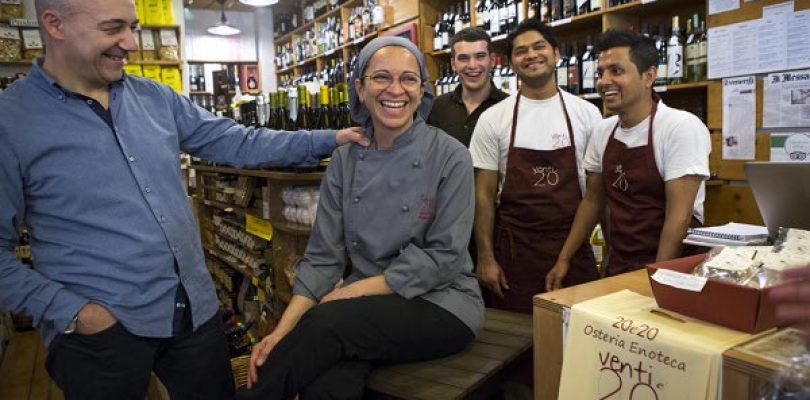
[687, 222, 769, 242]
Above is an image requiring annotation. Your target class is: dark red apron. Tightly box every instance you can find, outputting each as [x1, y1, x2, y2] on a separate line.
[602, 94, 701, 277]
[491, 91, 599, 314]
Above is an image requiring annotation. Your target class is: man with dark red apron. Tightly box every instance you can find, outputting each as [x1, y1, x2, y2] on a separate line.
[471, 19, 602, 314]
[548, 30, 711, 289]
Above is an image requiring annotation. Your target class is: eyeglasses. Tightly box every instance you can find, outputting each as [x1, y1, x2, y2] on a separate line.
[362, 71, 423, 90]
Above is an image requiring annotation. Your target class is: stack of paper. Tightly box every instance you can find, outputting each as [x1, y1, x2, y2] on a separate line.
[684, 222, 770, 247]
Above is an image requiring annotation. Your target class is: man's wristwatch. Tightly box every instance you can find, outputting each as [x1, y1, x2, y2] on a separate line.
[64, 314, 79, 334]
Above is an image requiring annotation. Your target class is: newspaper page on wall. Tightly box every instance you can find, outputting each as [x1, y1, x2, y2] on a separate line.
[763, 69, 810, 128]
[722, 76, 756, 160]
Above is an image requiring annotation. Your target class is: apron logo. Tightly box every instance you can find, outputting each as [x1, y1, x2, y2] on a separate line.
[612, 164, 629, 192]
[552, 133, 570, 149]
[533, 166, 560, 187]
[418, 196, 436, 221]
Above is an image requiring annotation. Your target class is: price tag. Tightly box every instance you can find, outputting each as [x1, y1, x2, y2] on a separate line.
[650, 269, 707, 292]
[583, 93, 601, 100]
[257, 289, 266, 302]
[653, 85, 668, 92]
[0, 0, 22, 5]
[246, 214, 273, 241]
[641, 0, 657, 3]
[251, 277, 259, 286]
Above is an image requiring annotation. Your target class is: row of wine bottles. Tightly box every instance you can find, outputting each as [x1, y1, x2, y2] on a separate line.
[236, 83, 354, 131]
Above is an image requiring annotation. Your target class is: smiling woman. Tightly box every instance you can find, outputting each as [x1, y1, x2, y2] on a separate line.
[236, 36, 484, 400]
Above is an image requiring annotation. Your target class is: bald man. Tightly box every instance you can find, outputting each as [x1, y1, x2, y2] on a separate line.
[0, 0, 367, 398]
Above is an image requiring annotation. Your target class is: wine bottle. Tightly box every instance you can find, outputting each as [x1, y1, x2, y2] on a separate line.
[667, 16, 684, 85]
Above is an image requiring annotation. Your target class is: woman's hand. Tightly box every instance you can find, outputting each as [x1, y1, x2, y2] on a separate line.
[246, 331, 285, 389]
[321, 276, 393, 304]
[320, 284, 366, 304]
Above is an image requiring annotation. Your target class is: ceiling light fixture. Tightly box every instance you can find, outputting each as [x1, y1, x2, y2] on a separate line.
[238, 0, 278, 6]
[208, 0, 241, 36]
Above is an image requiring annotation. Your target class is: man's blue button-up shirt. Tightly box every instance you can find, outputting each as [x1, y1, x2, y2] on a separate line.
[0, 59, 336, 344]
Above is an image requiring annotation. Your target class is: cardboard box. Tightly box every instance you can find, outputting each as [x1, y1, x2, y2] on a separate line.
[647, 254, 780, 333]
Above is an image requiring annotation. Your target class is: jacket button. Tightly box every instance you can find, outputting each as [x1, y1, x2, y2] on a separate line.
[353, 196, 360, 203]
[412, 160, 420, 168]
[401, 205, 409, 212]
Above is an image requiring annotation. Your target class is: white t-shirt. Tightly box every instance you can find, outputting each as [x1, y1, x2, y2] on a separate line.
[470, 91, 603, 201]
[583, 100, 711, 222]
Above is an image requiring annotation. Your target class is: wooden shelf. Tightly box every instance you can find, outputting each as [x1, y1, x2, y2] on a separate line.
[654, 81, 712, 92]
[140, 23, 180, 29]
[576, 80, 712, 100]
[204, 246, 268, 290]
[188, 60, 258, 64]
[190, 91, 213, 95]
[0, 60, 32, 66]
[128, 60, 182, 66]
[548, 9, 605, 31]
[273, 221, 312, 236]
[190, 164, 325, 181]
[603, 0, 706, 17]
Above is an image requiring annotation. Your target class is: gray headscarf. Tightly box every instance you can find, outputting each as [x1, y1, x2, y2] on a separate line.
[348, 36, 434, 128]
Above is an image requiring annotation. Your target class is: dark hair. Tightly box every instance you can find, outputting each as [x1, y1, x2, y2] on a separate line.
[505, 19, 558, 63]
[449, 27, 494, 57]
[594, 29, 657, 73]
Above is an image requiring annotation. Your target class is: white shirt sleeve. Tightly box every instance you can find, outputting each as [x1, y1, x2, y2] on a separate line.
[659, 114, 711, 181]
[583, 118, 614, 174]
[469, 106, 502, 171]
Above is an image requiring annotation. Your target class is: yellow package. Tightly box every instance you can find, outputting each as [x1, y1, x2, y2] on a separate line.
[143, 0, 164, 25]
[141, 64, 162, 82]
[161, 0, 174, 25]
[161, 66, 182, 93]
[123, 64, 143, 77]
[134, 0, 145, 22]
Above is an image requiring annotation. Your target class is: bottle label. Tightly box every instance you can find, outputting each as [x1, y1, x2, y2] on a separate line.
[582, 60, 595, 89]
[686, 43, 699, 66]
[434, 35, 442, 51]
[699, 41, 708, 61]
[556, 66, 568, 86]
[667, 47, 683, 78]
[657, 64, 668, 81]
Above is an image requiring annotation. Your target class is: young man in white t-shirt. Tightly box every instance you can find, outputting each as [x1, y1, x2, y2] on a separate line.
[547, 30, 711, 290]
[470, 19, 601, 314]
